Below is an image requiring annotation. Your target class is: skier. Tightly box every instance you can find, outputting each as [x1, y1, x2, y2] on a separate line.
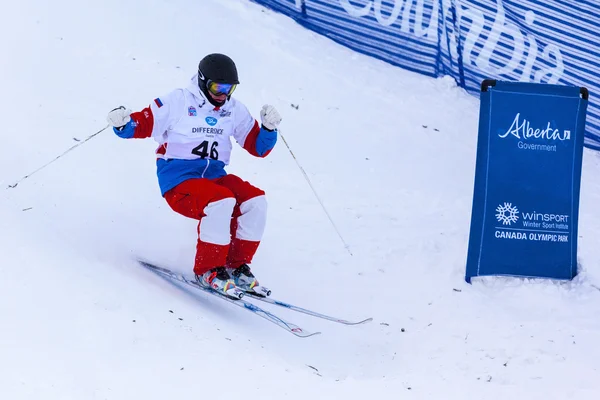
[107, 53, 282, 298]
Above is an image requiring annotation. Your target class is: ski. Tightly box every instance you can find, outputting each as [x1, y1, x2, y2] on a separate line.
[242, 291, 373, 326]
[138, 260, 320, 338]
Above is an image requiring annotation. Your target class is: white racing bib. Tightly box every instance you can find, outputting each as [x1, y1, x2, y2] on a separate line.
[150, 79, 256, 165]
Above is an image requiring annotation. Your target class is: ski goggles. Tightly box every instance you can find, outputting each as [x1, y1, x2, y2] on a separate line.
[207, 81, 237, 96]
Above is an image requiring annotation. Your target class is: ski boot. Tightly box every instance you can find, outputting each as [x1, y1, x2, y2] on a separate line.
[196, 267, 244, 299]
[228, 264, 271, 297]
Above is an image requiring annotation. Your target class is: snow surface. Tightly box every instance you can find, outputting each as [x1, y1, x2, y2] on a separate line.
[2, 0, 600, 398]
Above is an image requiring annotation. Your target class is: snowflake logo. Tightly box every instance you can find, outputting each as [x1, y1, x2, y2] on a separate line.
[496, 202, 519, 225]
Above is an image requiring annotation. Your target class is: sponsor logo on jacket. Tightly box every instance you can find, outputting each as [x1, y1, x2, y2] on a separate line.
[192, 127, 223, 135]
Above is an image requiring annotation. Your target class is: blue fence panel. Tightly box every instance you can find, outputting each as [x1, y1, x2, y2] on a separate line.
[250, 0, 600, 149]
[302, 1, 441, 77]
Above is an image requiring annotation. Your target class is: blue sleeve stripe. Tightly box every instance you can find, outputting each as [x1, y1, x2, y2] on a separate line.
[113, 121, 135, 139]
[255, 127, 277, 156]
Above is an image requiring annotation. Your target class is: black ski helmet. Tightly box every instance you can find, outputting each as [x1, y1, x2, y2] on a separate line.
[197, 53, 239, 107]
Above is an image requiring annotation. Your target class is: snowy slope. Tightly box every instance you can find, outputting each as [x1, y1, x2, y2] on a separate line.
[1, 0, 600, 398]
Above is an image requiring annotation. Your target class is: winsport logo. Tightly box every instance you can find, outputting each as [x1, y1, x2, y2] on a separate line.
[496, 202, 519, 225]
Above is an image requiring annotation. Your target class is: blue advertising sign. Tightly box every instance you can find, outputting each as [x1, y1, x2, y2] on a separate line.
[465, 80, 588, 282]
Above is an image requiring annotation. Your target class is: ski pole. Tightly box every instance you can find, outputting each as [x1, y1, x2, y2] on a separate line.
[7, 124, 109, 189]
[278, 130, 353, 256]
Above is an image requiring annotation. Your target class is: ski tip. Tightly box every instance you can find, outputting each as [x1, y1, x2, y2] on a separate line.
[293, 330, 322, 338]
[288, 326, 322, 338]
[137, 260, 174, 275]
[338, 317, 374, 325]
[137, 259, 162, 271]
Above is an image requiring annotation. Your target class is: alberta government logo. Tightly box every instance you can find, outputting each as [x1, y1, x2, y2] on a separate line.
[499, 113, 571, 152]
[493, 202, 569, 242]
